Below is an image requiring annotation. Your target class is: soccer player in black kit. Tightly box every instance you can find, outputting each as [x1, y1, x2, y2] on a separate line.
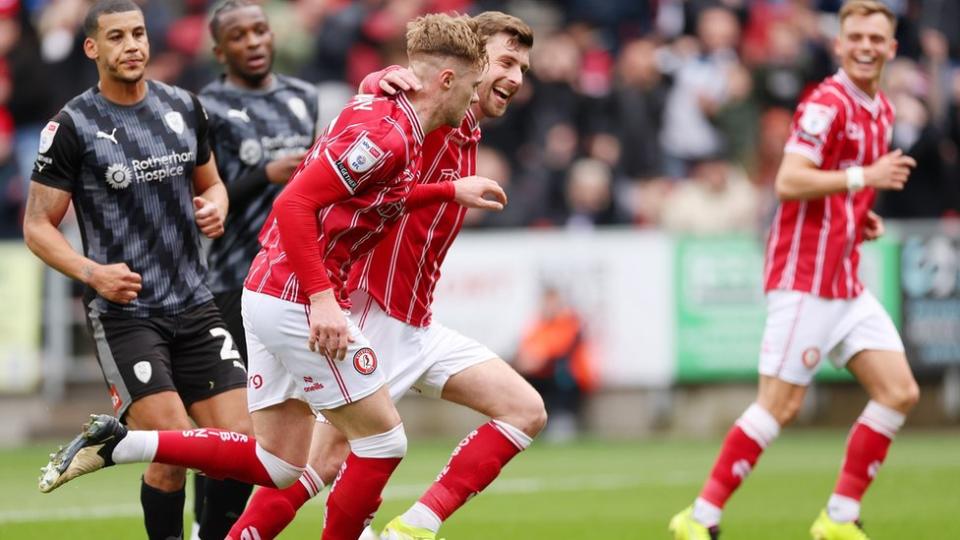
[190, 2, 319, 536]
[22, 1, 251, 538]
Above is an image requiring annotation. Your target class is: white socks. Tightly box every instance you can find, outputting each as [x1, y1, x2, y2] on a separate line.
[692, 497, 722, 528]
[401, 501, 442, 533]
[827, 494, 861, 523]
[111, 430, 159, 463]
[349, 423, 407, 458]
[736, 403, 781, 449]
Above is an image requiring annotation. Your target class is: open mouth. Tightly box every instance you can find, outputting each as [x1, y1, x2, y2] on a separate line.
[492, 86, 513, 103]
[246, 54, 268, 70]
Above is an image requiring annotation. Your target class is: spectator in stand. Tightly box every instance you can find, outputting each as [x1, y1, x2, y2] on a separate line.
[659, 156, 760, 235]
[515, 286, 596, 442]
[659, 5, 742, 177]
[562, 157, 625, 228]
[609, 38, 667, 180]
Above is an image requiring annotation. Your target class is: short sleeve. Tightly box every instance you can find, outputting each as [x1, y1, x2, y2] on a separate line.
[783, 94, 845, 167]
[191, 93, 213, 166]
[31, 111, 82, 193]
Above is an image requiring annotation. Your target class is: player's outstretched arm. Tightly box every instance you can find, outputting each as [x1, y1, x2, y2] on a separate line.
[358, 65, 422, 96]
[23, 183, 142, 304]
[774, 150, 916, 201]
[452, 175, 507, 210]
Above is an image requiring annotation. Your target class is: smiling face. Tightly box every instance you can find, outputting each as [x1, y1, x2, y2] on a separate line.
[213, 5, 274, 88]
[834, 11, 897, 94]
[84, 10, 149, 84]
[476, 32, 530, 119]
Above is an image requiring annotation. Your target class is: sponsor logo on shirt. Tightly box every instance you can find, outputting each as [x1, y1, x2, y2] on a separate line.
[104, 151, 195, 189]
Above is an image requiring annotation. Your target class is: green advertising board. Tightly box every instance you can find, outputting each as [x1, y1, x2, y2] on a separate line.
[674, 235, 900, 383]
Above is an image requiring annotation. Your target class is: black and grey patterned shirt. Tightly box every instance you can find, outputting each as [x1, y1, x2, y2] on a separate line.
[199, 74, 318, 294]
[32, 81, 214, 317]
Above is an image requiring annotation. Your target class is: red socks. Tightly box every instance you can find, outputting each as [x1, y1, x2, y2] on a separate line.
[832, 401, 904, 511]
[227, 466, 323, 540]
[418, 421, 528, 521]
[698, 404, 780, 509]
[322, 454, 401, 540]
[155, 429, 280, 487]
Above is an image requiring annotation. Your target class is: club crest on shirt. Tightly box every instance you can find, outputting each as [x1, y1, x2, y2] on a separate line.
[239, 138, 263, 165]
[287, 97, 309, 122]
[439, 168, 459, 182]
[346, 136, 384, 174]
[799, 103, 835, 136]
[164, 111, 185, 135]
[353, 347, 378, 375]
[38, 121, 60, 154]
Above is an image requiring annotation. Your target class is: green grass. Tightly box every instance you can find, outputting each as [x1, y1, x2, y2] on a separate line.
[1, 431, 958, 539]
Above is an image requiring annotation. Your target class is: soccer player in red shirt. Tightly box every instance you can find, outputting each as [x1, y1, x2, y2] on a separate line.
[38, 14, 506, 540]
[670, 2, 918, 540]
[226, 11, 539, 540]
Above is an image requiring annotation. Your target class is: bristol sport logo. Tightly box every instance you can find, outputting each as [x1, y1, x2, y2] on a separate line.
[104, 163, 133, 189]
[353, 347, 378, 375]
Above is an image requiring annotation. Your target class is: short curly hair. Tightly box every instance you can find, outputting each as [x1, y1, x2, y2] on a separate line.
[406, 13, 487, 71]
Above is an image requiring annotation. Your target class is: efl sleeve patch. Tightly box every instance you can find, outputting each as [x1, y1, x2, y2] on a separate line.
[37, 121, 60, 154]
[798, 103, 837, 136]
[328, 134, 387, 193]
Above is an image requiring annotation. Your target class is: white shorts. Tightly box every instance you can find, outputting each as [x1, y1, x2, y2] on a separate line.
[242, 289, 385, 413]
[758, 289, 904, 385]
[351, 290, 498, 401]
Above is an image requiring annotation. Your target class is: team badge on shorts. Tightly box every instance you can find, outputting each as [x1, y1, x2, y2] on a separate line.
[801, 347, 821, 369]
[353, 347, 378, 375]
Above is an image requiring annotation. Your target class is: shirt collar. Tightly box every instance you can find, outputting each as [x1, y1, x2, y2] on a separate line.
[396, 92, 424, 145]
[835, 69, 881, 117]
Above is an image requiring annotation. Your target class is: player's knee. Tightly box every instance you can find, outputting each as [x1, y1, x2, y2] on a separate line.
[767, 397, 802, 426]
[887, 381, 920, 413]
[517, 392, 548, 437]
[311, 442, 351, 485]
[255, 443, 305, 488]
[349, 423, 407, 459]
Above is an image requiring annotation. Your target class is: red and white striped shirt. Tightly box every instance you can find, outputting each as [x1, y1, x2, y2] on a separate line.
[244, 93, 430, 307]
[348, 109, 481, 326]
[764, 69, 895, 299]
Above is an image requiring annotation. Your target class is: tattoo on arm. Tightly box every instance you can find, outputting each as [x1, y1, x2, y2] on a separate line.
[25, 184, 70, 225]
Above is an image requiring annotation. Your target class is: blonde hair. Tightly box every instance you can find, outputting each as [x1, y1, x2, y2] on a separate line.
[406, 13, 487, 71]
[473, 11, 534, 48]
[839, 0, 897, 32]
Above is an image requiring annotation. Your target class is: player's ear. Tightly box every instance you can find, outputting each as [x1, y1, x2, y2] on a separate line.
[83, 36, 98, 60]
[887, 38, 898, 60]
[439, 68, 455, 90]
[212, 43, 225, 65]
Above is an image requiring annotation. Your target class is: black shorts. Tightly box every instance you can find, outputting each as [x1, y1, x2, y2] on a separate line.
[213, 288, 246, 364]
[86, 300, 247, 419]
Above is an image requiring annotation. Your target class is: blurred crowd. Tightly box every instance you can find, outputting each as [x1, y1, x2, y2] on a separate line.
[1, 0, 959, 238]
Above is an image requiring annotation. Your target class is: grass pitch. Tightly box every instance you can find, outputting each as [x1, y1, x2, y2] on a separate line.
[1, 430, 958, 539]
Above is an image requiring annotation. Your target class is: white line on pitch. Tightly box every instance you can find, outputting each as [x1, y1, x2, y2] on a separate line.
[0, 473, 698, 524]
